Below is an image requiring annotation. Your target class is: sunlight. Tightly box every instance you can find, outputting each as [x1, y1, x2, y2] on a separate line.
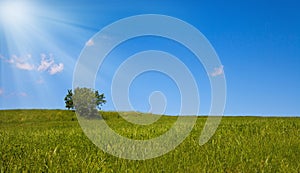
[0, 1, 32, 26]
[0, 1, 94, 109]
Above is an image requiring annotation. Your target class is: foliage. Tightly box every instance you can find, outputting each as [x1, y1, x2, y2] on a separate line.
[94, 90, 106, 109]
[64, 89, 74, 110]
[64, 88, 106, 118]
[0, 110, 299, 172]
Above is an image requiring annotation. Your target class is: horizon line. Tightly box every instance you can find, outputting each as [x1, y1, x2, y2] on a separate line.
[0, 108, 299, 117]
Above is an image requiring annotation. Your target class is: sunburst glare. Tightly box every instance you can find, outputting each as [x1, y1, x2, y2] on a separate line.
[0, 1, 33, 26]
[0, 1, 89, 109]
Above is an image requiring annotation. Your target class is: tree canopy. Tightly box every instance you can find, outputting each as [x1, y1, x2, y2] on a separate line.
[64, 88, 106, 118]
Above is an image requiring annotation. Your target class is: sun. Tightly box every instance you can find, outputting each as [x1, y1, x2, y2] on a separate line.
[0, 1, 32, 26]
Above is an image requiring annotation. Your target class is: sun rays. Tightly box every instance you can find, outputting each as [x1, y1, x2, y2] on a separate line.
[0, 1, 93, 109]
[0, 1, 33, 26]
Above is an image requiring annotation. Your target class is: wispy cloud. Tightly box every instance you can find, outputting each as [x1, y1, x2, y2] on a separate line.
[37, 54, 54, 72]
[7, 54, 35, 71]
[15, 62, 35, 70]
[38, 54, 64, 75]
[0, 53, 64, 75]
[0, 88, 3, 95]
[211, 65, 224, 77]
[49, 63, 64, 75]
[6, 58, 14, 64]
[86, 39, 94, 46]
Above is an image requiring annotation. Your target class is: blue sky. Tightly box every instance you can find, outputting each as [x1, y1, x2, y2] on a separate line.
[0, 0, 299, 116]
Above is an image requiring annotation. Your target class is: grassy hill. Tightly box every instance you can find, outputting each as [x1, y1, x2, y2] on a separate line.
[0, 110, 299, 172]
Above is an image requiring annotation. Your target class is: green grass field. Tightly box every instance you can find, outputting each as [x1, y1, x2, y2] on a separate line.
[0, 110, 299, 172]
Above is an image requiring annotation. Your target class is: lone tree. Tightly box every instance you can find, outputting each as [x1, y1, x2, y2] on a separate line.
[64, 88, 106, 118]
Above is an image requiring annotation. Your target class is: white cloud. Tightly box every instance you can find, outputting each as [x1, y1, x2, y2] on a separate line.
[49, 63, 64, 75]
[15, 62, 35, 70]
[86, 39, 94, 46]
[11, 55, 19, 61]
[12, 54, 30, 62]
[37, 55, 54, 71]
[1, 53, 64, 75]
[6, 58, 14, 64]
[0, 55, 14, 63]
[3, 54, 35, 70]
[37, 54, 64, 75]
[211, 65, 224, 77]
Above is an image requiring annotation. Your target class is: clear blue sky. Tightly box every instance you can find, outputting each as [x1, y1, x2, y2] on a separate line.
[0, 0, 299, 116]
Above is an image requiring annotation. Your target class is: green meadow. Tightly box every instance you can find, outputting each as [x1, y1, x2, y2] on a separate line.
[0, 110, 299, 172]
